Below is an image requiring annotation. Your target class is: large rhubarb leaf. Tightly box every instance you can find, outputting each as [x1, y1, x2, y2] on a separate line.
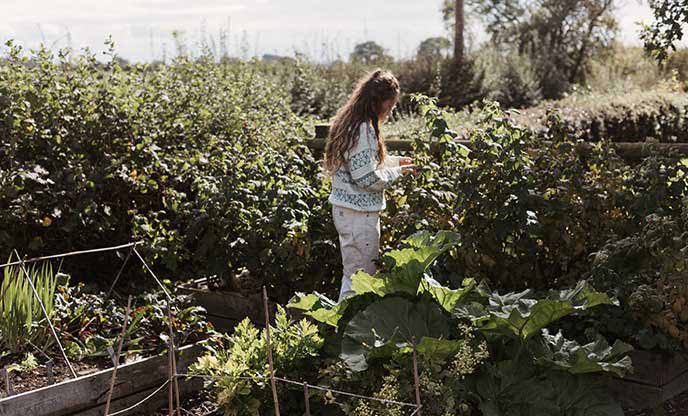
[456, 281, 616, 340]
[531, 329, 633, 377]
[340, 296, 450, 371]
[470, 359, 624, 416]
[287, 292, 347, 327]
[352, 231, 461, 297]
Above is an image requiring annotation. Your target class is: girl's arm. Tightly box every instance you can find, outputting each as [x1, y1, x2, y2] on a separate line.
[348, 123, 405, 192]
[383, 155, 404, 168]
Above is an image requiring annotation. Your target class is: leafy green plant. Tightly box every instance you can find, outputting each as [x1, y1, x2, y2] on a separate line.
[51, 283, 212, 360]
[0, 258, 57, 353]
[191, 307, 323, 416]
[290, 230, 631, 415]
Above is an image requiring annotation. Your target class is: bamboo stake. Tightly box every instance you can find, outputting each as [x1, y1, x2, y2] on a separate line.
[167, 305, 181, 416]
[303, 381, 311, 416]
[411, 337, 422, 416]
[104, 296, 133, 415]
[168, 328, 173, 416]
[263, 286, 281, 416]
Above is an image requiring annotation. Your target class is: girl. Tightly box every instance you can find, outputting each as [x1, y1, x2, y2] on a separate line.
[324, 69, 415, 302]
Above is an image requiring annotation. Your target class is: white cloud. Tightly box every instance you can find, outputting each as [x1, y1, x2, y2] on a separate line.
[1, 0, 672, 62]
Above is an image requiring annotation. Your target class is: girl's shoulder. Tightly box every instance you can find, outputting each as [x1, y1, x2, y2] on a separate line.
[357, 120, 375, 143]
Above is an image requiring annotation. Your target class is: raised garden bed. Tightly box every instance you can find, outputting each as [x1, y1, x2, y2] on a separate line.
[178, 278, 277, 331]
[608, 350, 688, 410]
[0, 344, 204, 416]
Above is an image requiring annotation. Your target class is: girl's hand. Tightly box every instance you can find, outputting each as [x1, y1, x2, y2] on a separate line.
[399, 157, 413, 166]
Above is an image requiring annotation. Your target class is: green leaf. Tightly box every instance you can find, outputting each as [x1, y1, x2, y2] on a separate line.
[531, 330, 633, 377]
[352, 231, 461, 297]
[469, 359, 624, 416]
[413, 337, 465, 359]
[418, 277, 475, 312]
[287, 292, 345, 328]
[341, 297, 450, 371]
[466, 281, 615, 340]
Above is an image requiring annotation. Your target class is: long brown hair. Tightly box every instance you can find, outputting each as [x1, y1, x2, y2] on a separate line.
[324, 69, 400, 174]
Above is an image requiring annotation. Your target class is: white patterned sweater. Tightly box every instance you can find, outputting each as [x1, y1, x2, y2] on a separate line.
[328, 121, 404, 212]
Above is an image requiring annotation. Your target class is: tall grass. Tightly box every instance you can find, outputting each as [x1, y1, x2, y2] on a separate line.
[0, 259, 57, 354]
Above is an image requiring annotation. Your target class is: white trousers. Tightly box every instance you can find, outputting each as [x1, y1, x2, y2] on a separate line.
[332, 205, 381, 302]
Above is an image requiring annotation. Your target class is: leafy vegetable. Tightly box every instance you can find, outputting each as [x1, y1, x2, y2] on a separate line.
[341, 296, 450, 371]
[531, 329, 633, 377]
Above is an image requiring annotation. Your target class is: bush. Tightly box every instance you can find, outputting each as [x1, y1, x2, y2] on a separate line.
[0, 42, 339, 301]
[517, 90, 688, 143]
[191, 308, 323, 415]
[385, 96, 687, 296]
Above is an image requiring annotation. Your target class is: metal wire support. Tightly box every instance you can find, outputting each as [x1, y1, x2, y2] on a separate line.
[106, 247, 134, 299]
[105, 379, 171, 416]
[167, 304, 181, 416]
[132, 247, 172, 302]
[13, 249, 77, 378]
[1, 242, 142, 269]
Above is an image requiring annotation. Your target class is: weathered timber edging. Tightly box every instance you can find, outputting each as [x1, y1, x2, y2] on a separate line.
[178, 280, 276, 331]
[179, 279, 306, 332]
[0, 344, 204, 416]
[607, 350, 688, 410]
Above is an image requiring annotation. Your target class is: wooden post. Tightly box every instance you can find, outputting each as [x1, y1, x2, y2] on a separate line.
[412, 337, 422, 416]
[263, 286, 281, 416]
[46, 360, 55, 385]
[303, 382, 311, 416]
[104, 295, 132, 416]
[167, 305, 181, 416]
[1, 368, 12, 397]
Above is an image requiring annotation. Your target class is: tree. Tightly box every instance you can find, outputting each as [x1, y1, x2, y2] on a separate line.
[445, 0, 617, 98]
[455, 0, 465, 63]
[417, 37, 452, 62]
[442, 0, 466, 63]
[641, 0, 688, 62]
[350, 41, 392, 65]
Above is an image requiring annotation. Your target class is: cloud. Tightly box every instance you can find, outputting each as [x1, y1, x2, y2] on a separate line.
[2, 0, 667, 62]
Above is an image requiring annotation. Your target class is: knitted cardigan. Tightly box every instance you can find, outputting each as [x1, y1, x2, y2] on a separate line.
[328, 121, 403, 212]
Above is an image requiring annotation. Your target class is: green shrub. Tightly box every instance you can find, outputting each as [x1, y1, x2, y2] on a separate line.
[517, 90, 688, 143]
[0, 42, 339, 300]
[478, 48, 543, 109]
[191, 307, 323, 415]
[289, 230, 630, 416]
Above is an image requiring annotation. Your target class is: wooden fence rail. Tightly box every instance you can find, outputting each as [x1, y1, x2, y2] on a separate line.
[309, 124, 688, 160]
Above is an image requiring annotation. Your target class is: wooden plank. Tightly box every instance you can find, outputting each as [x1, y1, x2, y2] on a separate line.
[661, 352, 688, 386]
[178, 286, 272, 325]
[74, 373, 202, 416]
[307, 137, 688, 159]
[179, 282, 306, 332]
[622, 350, 667, 386]
[0, 344, 204, 416]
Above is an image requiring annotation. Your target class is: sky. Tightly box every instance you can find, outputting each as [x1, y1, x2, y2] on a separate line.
[0, 0, 658, 63]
